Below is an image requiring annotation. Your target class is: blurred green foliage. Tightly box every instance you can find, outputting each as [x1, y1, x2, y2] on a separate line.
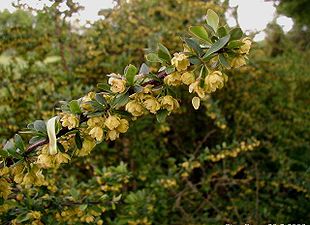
[0, 0, 309, 224]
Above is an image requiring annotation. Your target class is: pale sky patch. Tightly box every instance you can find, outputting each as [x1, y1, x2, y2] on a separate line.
[0, 0, 294, 41]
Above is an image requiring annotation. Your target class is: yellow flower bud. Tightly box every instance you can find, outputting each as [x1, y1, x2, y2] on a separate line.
[143, 96, 161, 114]
[159, 95, 179, 112]
[106, 130, 119, 141]
[230, 56, 246, 68]
[171, 52, 190, 71]
[60, 113, 79, 130]
[204, 71, 224, 93]
[117, 119, 129, 133]
[192, 97, 200, 110]
[189, 80, 205, 98]
[181, 72, 195, 85]
[164, 72, 182, 86]
[89, 126, 104, 141]
[125, 100, 144, 117]
[105, 115, 120, 130]
[239, 37, 251, 54]
[108, 75, 126, 93]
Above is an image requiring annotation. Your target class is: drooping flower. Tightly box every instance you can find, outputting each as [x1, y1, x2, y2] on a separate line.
[125, 100, 144, 117]
[204, 71, 224, 93]
[60, 113, 79, 130]
[117, 119, 129, 133]
[171, 53, 190, 71]
[108, 74, 126, 93]
[143, 96, 161, 114]
[181, 72, 195, 85]
[230, 56, 246, 68]
[239, 37, 252, 54]
[189, 80, 205, 99]
[89, 126, 104, 141]
[105, 115, 121, 130]
[164, 72, 182, 86]
[159, 95, 179, 112]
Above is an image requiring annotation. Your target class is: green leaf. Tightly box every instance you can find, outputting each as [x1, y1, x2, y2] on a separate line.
[139, 63, 149, 75]
[14, 134, 24, 152]
[189, 56, 201, 65]
[203, 34, 230, 60]
[112, 93, 129, 108]
[156, 109, 169, 123]
[219, 54, 231, 69]
[79, 204, 88, 211]
[230, 27, 243, 40]
[189, 26, 211, 44]
[34, 120, 47, 133]
[184, 38, 203, 56]
[227, 40, 244, 49]
[158, 43, 171, 62]
[206, 9, 219, 32]
[75, 132, 83, 149]
[95, 93, 107, 106]
[145, 53, 162, 63]
[217, 26, 228, 37]
[124, 64, 138, 85]
[69, 100, 82, 114]
[97, 83, 112, 93]
[165, 65, 175, 74]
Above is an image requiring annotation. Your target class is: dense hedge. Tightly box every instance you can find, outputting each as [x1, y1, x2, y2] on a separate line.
[0, 0, 309, 224]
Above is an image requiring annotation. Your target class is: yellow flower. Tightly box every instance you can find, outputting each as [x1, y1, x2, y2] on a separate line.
[117, 119, 129, 133]
[108, 75, 126, 93]
[239, 37, 251, 54]
[143, 96, 161, 114]
[60, 113, 79, 130]
[125, 100, 144, 117]
[37, 153, 53, 168]
[21, 166, 45, 186]
[0, 178, 12, 199]
[106, 130, 119, 141]
[27, 211, 41, 220]
[159, 95, 179, 112]
[181, 72, 195, 85]
[164, 72, 182, 86]
[171, 52, 190, 71]
[55, 152, 70, 165]
[230, 56, 246, 68]
[89, 126, 104, 141]
[189, 80, 205, 98]
[0, 167, 9, 176]
[204, 71, 224, 93]
[105, 115, 120, 130]
[87, 116, 105, 128]
[77, 137, 96, 156]
[80, 92, 96, 111]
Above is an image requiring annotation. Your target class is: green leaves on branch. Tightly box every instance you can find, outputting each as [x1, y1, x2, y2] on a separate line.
[69, 100, 82, 114]
[189, 26, 211, 44]
[203, 35, 230, 60]
[206, 9, 219, 32]
[157, 43, 171, 62]
[124, 64, 138, 85]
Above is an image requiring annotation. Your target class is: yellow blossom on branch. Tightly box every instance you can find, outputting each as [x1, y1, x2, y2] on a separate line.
[171, 52, 190, 71]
